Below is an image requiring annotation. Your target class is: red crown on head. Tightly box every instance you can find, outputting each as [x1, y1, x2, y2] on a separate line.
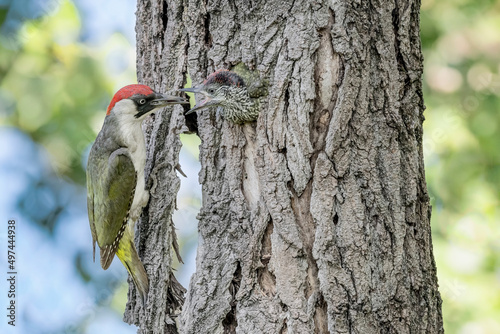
[106, 84, 155, 115]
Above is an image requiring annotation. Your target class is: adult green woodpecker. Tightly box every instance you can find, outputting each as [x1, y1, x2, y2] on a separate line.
[86, 84, 188, 304]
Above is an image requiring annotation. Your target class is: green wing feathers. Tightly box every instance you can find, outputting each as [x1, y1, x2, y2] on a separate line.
[86, 182, 97, 262]
[87, 149, 137, 270]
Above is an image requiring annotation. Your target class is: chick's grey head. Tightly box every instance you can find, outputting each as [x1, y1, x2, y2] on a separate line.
[179, 70, 248, 116]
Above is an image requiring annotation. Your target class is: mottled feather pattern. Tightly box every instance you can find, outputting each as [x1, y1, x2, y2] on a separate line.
[217, 85, 260, 124]
[199, 70, 259, 123]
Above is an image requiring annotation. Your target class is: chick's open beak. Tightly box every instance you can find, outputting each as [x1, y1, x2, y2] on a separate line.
[178, 87, 220, 115]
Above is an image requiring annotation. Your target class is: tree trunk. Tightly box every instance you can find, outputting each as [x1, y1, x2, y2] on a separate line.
[128, 0, 444, 333]
[123, 0, 187, 331]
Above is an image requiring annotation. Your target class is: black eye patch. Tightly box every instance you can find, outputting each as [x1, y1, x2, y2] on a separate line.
[132, 94, 156, 118]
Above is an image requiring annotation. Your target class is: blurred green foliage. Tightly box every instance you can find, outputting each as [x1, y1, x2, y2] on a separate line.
[0, 0, 499, 332]
[421, 0, 500, 333]
[0, 2, 139, 332]
[0, 1, 132, 184]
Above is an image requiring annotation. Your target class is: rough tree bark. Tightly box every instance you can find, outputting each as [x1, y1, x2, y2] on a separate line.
[126, 0, 444, 333]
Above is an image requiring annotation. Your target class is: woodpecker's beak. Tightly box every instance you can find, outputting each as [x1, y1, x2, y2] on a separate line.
[178, 87, 220, 115]
[150, 93, 189, 106]
[178, 87, 201, 94]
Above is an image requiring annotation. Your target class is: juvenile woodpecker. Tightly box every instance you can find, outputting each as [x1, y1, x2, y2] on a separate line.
[179, 69, 259, 124]
[86, 84, 188, 304]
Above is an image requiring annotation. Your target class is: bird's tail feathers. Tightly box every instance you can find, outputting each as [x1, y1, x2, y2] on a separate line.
[116, 234, 149, 305]
[100, 244, 116, 270]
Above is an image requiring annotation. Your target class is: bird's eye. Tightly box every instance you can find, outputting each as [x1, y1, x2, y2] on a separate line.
[207, 88, 215, 95]
[139, 99, 146, 105]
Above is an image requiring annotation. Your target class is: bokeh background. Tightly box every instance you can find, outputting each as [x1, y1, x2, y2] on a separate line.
[0, 0, 498, 333]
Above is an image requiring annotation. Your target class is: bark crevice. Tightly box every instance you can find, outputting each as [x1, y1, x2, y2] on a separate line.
[257, 220, 277, 297]
[222, 262, 242, 333]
